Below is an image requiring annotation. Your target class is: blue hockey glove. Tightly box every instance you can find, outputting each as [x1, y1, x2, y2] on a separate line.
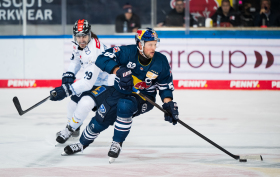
[162, 101, 179, 125]
[62, 72, 76, 84]
[50, 84, 72, 101]
[116, 67, 134, 91]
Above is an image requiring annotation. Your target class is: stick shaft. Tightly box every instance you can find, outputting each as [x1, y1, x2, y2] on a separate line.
[13, 96, 50, 116]
[133, 88, 239, 160]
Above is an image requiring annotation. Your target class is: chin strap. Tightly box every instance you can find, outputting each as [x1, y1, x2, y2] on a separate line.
[137, 41, 149, 59]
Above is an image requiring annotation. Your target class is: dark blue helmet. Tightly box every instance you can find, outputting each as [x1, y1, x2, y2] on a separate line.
[135, 28, 160, 44]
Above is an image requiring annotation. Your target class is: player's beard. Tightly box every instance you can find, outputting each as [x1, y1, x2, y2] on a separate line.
[143, 50, 155, 59]
[79, 40, 88, 48]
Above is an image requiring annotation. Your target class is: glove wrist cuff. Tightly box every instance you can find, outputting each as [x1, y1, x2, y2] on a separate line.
[62, 84, 72, 97]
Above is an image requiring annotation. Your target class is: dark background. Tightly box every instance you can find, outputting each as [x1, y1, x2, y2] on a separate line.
[66, 0, 172, 25]
[0, 0, 279, 25]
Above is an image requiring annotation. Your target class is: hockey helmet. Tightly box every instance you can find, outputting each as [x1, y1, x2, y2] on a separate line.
[135, 28, 160, 58]
[135, 28, 160, 46]
[73, 19, 91, 37]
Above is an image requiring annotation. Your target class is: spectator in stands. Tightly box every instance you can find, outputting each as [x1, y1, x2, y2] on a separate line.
[240, 2, 255, 27]
[115, 3, 141, 33]
[211, 0, 240, 27]
[254, 0, 280, 27]
[157, 0, 194, 27]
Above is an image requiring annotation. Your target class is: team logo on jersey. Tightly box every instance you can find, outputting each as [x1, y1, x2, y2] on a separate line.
[133, 76, 152, 90]
[73, 45, 76, 50]
[146, 71, 158, 79]
[99, 104, 106, 113]
[94, 38, 100, 49]
[91, 86, 106, 96]
[113, 46, 120, 53]
[140, 67, 143, 71]
[127, 62, 136, 69]
[84, 46, 91, 55]
[142, 103, 147, 112]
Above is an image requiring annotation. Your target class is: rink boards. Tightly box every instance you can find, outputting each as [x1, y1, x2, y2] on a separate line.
[1, 79, 280, 90]
[0, 36, 279, 90]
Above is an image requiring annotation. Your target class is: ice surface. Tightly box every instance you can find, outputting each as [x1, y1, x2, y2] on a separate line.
[0, 88, 279, 177]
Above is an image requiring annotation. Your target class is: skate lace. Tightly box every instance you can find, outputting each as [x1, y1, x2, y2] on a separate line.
[59, 127, 72, 139]
[69, 143, 83, 153]
[110, 141, 121, 153]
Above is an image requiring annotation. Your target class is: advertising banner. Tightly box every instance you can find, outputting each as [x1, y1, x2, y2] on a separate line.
[0, 0, 62, 24]
[99, 38, 280, 81]
[0, 37, 279, 90]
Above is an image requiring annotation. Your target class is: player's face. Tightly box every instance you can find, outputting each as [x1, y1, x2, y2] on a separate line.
[143, 41, 157, 58]
[76, 35, 89, 48]
[221, 2, 230, 14]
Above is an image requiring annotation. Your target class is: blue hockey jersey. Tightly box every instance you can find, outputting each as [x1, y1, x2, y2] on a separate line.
[95, 45, 174, 101]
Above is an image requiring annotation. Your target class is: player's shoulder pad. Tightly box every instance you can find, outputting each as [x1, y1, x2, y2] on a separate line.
[91, 38, 101, 49]
[112, 46, 121, 53]
[119, 45, 138, 54]
[102, 42, 108, 50]
[72, 41, 78, 45]
[155, 51, 169, 62]
[155, 52, 171, 70]
[71, 41, 78, 51]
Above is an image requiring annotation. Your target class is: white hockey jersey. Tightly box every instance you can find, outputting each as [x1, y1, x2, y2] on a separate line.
[67, 38, 115, 95]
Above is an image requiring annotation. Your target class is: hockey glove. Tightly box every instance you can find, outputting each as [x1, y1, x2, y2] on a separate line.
[50, 84, 72, 101]
[116, 67, 134, 91]
[62, 72, 76, 85]
[162, 101, 179, 125]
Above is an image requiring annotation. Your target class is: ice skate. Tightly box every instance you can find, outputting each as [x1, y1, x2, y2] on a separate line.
[61, 142, 88, 156]
[108, 141, 122, 164]
[72, 126, 80, 137]
[56, 125, 75, 144]
[56, 125, 80, 138]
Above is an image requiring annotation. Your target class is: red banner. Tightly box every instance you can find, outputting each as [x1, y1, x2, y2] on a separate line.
[1, 79, 280, 90]
[174, 80, 280, 90]
[0, 80, 61, 88]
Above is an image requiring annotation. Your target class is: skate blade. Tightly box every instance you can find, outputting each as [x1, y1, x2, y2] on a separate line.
[55, 136, 78, 147]
[109, 157, 116, 164]
[61, 151, 68, 156]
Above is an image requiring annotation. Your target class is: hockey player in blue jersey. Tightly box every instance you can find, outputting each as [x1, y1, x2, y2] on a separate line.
[62, 28, 179, 163]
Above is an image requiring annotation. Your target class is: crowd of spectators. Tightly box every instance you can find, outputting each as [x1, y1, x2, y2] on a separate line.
[115, 3, 141, 33]
[211, 0, 280, 27]
[115, 0, 280, 33]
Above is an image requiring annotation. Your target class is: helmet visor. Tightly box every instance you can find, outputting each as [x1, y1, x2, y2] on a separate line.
[75, 33, 89, 37]
[143, 39, 160, 48]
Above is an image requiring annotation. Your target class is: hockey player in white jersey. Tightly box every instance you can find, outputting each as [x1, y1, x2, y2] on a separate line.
[50, 19, 115, 144]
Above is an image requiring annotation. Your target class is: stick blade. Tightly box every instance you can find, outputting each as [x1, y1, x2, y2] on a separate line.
[13, 97, 24, 116]
[239, 155, 263, 161]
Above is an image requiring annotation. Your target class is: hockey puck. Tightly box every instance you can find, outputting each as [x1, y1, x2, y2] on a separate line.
[239, 159, 247, 162]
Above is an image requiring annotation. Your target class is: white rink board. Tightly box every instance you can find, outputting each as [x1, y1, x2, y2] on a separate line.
[68, 38, 280, 80]
[0, 37, 279, 81]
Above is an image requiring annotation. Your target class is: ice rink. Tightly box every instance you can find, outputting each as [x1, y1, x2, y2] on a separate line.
[1, 88, 280, 177]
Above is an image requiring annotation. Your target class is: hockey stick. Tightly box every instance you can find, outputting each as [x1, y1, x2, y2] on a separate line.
[132, 87, 263, 162]
[13, 91, 56, 116]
